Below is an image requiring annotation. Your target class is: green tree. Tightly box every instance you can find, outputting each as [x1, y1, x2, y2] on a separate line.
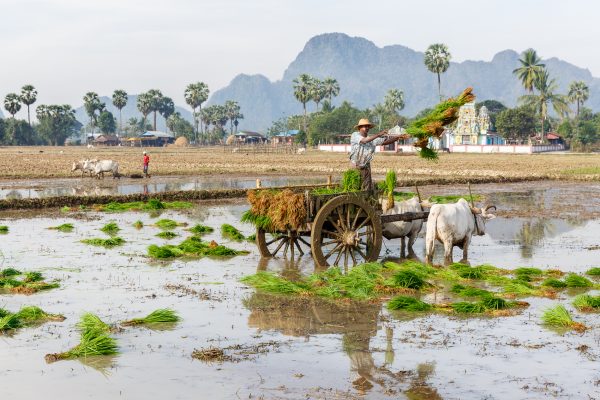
[20, 84, 37, 126]
[83, 92, 104, 133]
[166, 112, 194, 140]
[293, 73, 313, 137]
[513, 49, 545, 93]
[36, 104, 78, 145]
[224, 100, 242, 135]
[136, 92, 152, 130]
[309, 101, 364, 145]
[310, 78, 326, 111]
[495, 106, 537, 143]
[567, 81, 589, 117]
[0, 118, 37, 145]
[424, 43, 451, 100]
[112, 90, 128, 134]
[159, 97, 175, 132]
[519, 69, 569, 142]
[146, 89, 163, 131]
[323, 77, 340, 104]
[384, 88, 405, 126]
[372, 103, 387, 131]
[184, 82, 209, 141]
[97, 111, 117, 134]
[4, 93, 22, 118]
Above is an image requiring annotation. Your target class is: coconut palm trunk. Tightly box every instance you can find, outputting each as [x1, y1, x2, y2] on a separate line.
[437, 73, 442, 100]
[27, 105, 31, 126]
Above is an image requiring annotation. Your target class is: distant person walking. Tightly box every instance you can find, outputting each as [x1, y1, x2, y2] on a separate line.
[349, 118, 400, 191]
[143, 151, 150, 177]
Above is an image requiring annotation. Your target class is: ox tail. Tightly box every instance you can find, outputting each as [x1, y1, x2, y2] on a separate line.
[424, 206, 440, 265]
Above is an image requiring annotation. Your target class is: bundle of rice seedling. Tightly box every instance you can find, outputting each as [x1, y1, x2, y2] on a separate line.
[49, 223, 74, 232]
[100, 222, 120, 235]
[392, 192, 416, 202]
[81, 237, 125, 248]
[246, 233, 256, 241]
[479, 296, 509, 310]
[564, 274, 593, 288]
[341, 169, 361, 192]
[155, 219, 179, 230]
[144, 199, 166, 210]
[387, 296, 432, 311]
[586, 267, 600, 276]
[240, 210, 273, 231]
[0, 278, 23, 288]
[121, 309, 180, 326]
[221, 224, 245, 241]
[377, 170, 397, 208]
[405, 87, 476, 159]
[24, 271, 43, 282]
[513, 267, 544, 282]
[450, 264, 487, 280]
[133, 220, 144, 229]
[0, 268, 21, 277]
[156, 231, 178, 239]
[0, 226, 8, 233]
[450, 284, 492, 298]
[240, 272, 309, 295]
[392, 270, 426, 289]
[502, 280, 537, 296]
[313, 263, 383, 300]
[246, 189, 307, 232]
[45, 328, 118, 363]
[16, 306, 65, 324]
[451, 301, 487, 314]
[148, 236, 245, 259]
[148, 244, 184, 259]
[541, 305, 586, 331]
[572, 294, 600, 312]
[76, 313, 111, 334]
[541, 278, 567, 288]
[0, 313, 22, 331]
[188, 224, 214, 235]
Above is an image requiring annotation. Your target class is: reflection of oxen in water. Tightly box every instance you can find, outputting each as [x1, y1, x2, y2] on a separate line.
[71, 187, 117, 196]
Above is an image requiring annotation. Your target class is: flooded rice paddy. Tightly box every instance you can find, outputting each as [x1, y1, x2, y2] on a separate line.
[0, 181, 599, 399]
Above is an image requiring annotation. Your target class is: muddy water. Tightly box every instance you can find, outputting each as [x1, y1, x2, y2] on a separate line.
[0, 183, 599, 399]
[0, 175, 329, 199]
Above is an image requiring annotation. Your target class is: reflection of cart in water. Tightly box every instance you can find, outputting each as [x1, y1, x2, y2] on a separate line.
[251, 187, 428, 269]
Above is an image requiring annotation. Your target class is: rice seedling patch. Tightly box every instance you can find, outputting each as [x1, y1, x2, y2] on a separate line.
[246, 233, 256, 241]
[572, 294, 600, 312]
[392, 270, 426, 289]
[188, 224, 214, 235]
[341, 169, 361, 192]
[81, 237, 125, 248]
[133, 220, 144, 229]
[148, 236, 247, 259]
[564, 274, 593, 288]
[387, 296, 432, 311]
[0, 268, 21, 277]
[156, 231, 178, 239]
[155, 219, 186, 230]
[0, 226, 8, 233]
[49, 223, 74, 232]
[0, 306, 65, 333]
[221, 224, 245, 241]
[121, 309, 180, 326]
[541, 305, 587, 332]
[98, 199, 192, 213]
[585, 267, 600, 276]
[541, 278, 567, 288]
[514, 267, 544, 282]
[0, 270, 59, 294]
[100, 222, 120, 235]
[241, 210, 273, 231]
[450, 284, 492, 298]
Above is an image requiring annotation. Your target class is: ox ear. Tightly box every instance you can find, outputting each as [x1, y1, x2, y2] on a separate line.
[484, 213, 496, 220]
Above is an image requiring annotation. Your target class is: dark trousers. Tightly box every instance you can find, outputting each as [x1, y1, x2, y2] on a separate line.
[358, 163, 372, 191]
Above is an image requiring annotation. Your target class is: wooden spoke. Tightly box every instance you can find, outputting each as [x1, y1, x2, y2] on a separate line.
[266, 236, 284, 246]
[297, 236, 312, 247]
[323, 242, 343, 260]
[333, 247, 344, 266]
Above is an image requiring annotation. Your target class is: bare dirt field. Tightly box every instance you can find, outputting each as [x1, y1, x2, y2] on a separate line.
[0, 146, 599, 183]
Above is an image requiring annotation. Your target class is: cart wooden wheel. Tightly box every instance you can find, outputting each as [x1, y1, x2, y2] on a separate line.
[311, 195, 382, 268]
[256, 229, 311, 258]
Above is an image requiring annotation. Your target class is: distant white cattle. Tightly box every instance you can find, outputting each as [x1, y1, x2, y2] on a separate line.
[72, 158, 98, 177]
[86, 159, 119, 179]
[381, 196, 424, 258]
[297, 147, 306, 155]
[424, 198, 496, 265]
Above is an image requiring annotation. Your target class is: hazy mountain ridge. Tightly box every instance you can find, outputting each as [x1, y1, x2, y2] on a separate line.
[210, 33, 600, 131]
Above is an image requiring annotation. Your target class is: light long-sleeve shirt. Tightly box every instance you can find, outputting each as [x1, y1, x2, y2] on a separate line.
[349, 131, 384, 168]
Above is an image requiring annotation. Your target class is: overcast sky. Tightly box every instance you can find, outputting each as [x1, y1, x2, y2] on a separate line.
[1, 0, 598, 114]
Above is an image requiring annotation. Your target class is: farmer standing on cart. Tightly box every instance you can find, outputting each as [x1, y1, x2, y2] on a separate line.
[349, 118, 401, 191]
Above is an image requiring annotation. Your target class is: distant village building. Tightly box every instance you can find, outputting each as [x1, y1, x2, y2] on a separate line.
[450, 102, 505, 145]
[93, 134, 120, 146]
[125, 131, 175, 147]
[234, 131, 268, 144]
[272, 129, 299, 145]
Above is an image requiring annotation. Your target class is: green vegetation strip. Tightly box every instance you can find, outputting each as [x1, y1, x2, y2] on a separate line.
[121, 309, 180, 326]
[148, 235, 248, 259]
[188, 224, 214, 235]
[0, 306, 65, 333]
[100, 222, 120, 235]
[0, 269, 59, 294]
[428, 194, 482, 204]
[155, 219, 183, 230]
[586, 268, 600, 276]
[49, 223, 74, 232]
[221, 224, 245, 241]
[81, 237, 125, 248]
[156, 231, 178, 239]
[0, 226, 8, 233]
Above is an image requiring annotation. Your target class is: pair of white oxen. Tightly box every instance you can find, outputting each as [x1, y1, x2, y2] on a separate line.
[381, 196, 496, 265]
[71, 159, 120, 179]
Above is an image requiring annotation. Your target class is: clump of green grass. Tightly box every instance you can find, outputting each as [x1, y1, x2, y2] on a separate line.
[241, 272, 310, 295]
[81, 237, 125, 248]
[387, 296, 432, 311]
[221, 224, 245, 241]
[0, 313, 22, 331]
[240, 210, 273, 231]
[0, 268, 21, 277]
[450, 263, 487, 280]
[100, 222, 120, 235]
[99, 199, 192, 212]
[76, 313, 111, 334]
[564, 274, 593, 288]
[0, 306, 65, 332]
[121, 309, 180, 326]
[585, 268, 600, 276]
[502, 280, 537, 296]
[188, 224, 214, 235]
[24, 271, 43, 282]
[45, 329, 118, 363]
[49, 223, 74, 232]
[0, 226, 8, 233]
[246, 233, 256, 241]
[541, 278, 567, 288]
[392, 270, 426, 289]
[341, 169, 361, 192]
[541, 305, 586, 331]
[514, 267, 543, 282]
[155, 219, 180, 230]
[148, 244, 184, 259]
[428, 194, 481, 204]
[156, 231, 178, 239]
[133, 220, 144, 229]
[480, 296, 509, 310]
[450, 284, 492, 298]
[572, 294, 600, 311]
[148, 236, 246, 259]
[451, 301, 488, 314]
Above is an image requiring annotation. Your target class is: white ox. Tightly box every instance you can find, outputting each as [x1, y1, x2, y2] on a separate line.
[381, 197, 424, 258]
[424, 198, 496, 265]
[71, 159, 98, 177]
[297, 147, 306, 155]
[85, 159, 120, 179]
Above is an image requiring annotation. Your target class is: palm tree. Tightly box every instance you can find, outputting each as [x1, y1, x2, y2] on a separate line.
[112, 90, 128, 135]
[513, 49, 545, 93]
[146, 89, 163, 131]
[136, 92, 153, 130]
[323, 77, 340, 104]
[4, 93, 22, 118]
[224, 100, 242, 135]
[184, 82, 210, 142]
[519, 69, 569, 143]
[293, 73, 313, 134]
[310, 79, 326, 111]
[83, 92, 104, 133]
[199, 108, 211, 143]
[159, 97, 175, 132]
[372, 103, 387, 131]
[567, 81, 589, 117]
[20, 85, 37, 126]
[424, 43, 451, 100]
[384, 89, 405, 114]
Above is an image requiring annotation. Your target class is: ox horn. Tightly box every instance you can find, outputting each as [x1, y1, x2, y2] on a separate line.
[484, 205, 497, 212]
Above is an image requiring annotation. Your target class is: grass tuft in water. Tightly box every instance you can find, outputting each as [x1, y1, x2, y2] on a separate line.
[514, 267, 543, 282]
[133, 220, 144, 229]
[0, 268, 21, 277]
[387, 296, 432, 311]
[100, 222, 120, 235]
[541, 304, 586, 331]
[45, 318, 118, 363]
[564, 274, 593, 288]
[156, 231, 178, 239]
[0, 226, 8, 233]
[392, 270, 426, 289]
[24, 271, 43, 282]
[585, 267, 600, 276]
[155, 219, 180, 230]
[572, 294, 600, 311]
[76, 313, 111, 335]
[121, 309, 180, 326]
[148, 236, 246, 259]
[81, 237, 125, 248]
[241, 272, 309, 295]
[49, 223, 74, 232]
[221, 224, 245, 241]
[450, 284, 492, 298]
[188, 224, 214, 235]
[541, 278, 567, 288]
[451, 301, 488, 314]
[450, 263, 487, 280]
